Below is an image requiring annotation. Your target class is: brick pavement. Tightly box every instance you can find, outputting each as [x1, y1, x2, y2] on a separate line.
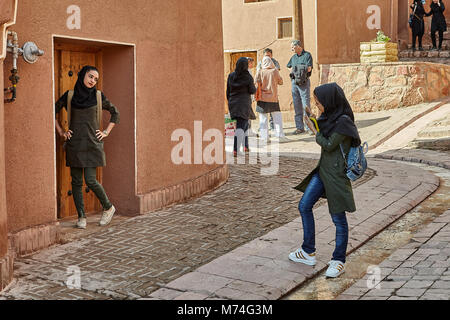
[0, 155, 442, 300]
[337, 209, 450, 300]
[0, 156, 372, 300]
[336, 149, 450, 300]
[147, 158, 439, 300]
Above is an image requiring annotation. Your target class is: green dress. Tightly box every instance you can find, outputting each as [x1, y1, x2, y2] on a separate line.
[65, 105, 105, 168]
[55, 90, 120, 168]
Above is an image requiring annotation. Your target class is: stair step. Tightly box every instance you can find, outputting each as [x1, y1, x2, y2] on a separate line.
[409, 137, 450, 151]
[417, 126, 450, 138]
[399, 50, 450, 59]
[430, 117, 450, 127]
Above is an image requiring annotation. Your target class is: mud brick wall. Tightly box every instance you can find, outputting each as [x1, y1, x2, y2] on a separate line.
[320, 62, 450, 112]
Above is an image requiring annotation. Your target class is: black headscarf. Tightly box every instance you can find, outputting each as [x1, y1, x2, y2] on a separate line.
[314, 83, 361, 147]
[71, 65, 99, 108]
[231, 57, 252, 82]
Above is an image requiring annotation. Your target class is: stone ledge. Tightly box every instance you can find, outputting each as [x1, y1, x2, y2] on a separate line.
[320, 62, 450, 112]
[8, 222, 60, 258]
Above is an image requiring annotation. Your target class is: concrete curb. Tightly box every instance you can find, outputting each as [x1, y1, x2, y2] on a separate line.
[373, 148, 450, 170]
[148, 158, 440, 300]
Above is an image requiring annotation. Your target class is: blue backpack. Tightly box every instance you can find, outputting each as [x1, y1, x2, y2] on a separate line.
[339, 142, 369, 181]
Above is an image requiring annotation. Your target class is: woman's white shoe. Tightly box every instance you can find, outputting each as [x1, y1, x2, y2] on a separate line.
[76, 218, 87, 229]
[99, 205, 116, 226]
[325, 260, 345, 278]
[288, 248, 316, 266]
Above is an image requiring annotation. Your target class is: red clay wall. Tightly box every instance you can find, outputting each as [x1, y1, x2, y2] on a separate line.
[3, 0, 225, 232]
[316, 0, 398, 65]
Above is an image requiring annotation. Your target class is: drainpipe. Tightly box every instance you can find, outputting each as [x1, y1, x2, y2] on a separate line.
[4, 30, 20, 103]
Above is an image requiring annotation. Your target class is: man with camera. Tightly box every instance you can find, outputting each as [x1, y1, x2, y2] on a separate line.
[287, 40, 313, 135]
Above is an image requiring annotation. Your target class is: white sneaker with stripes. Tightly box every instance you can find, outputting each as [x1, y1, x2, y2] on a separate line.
[288, 248, 316, 266]
[325, 260, 345, 278]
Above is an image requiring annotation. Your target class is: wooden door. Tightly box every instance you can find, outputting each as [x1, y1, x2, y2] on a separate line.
[230, 51, 257, 77]
[54, 45, 103, 219]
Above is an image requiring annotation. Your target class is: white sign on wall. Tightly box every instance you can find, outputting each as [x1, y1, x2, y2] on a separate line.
[366, 5, 381, 30]
[67, 5, 81, 30]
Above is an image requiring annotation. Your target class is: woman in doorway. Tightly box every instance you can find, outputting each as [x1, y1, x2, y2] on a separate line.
[255, 56, 285, 143]
[426, 0, 447, 51]
[410, 0, 426, 51]
[289, 82, 361, 278]
[226, 57, 256, 156]
[55, 65, 120, 229]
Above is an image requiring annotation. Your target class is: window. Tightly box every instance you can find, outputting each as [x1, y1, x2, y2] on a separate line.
[278, 17, 293, 39]
[244, 0, 271, 3]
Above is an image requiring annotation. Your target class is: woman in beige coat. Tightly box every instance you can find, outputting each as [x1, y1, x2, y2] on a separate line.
[255, 56, 285, 142]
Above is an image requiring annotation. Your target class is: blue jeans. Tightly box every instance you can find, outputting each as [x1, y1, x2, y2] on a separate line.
[291, 79, 311, 132]
[298, 172, 348, 263]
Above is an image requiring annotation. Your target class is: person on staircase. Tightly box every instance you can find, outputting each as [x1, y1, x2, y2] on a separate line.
[410, 0, 426, 51]
[426, 0, 447, 51]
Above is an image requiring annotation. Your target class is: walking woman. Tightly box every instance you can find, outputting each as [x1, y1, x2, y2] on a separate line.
[226, 57, 256, 156]
[410, 0, 426, 51]
[255, 56, 285, 142]
[55, 66, 120, 229]
[426, 0, 447, 51]
[289, 82, 361, 278]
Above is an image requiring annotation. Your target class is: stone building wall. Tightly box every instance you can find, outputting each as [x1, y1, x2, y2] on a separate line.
[320, 62, 450, 112]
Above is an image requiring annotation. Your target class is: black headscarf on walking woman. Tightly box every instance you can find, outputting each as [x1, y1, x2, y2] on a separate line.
[314, 82, 361, 147]
[71, 65, 99, 109]
[232, 57, 252, 82]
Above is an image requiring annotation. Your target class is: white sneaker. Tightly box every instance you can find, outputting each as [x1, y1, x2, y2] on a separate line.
[76, 218, 87, 229]
[288, 248, 316, 266]
[99, 205, 116, 226]
[325, 260, 345, 278]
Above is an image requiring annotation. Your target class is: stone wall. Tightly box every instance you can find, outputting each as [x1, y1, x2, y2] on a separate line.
[320, 62, 450, 112]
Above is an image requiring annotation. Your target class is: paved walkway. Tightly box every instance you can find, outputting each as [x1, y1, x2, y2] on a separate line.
[338, 209, 450, 300]
[147, 159, 438, 300]
[1, 100, 449, 300]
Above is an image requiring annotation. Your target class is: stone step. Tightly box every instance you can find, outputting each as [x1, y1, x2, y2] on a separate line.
[407, 43, 450, 50]
[417, 125, 450, 138]
[399, 49, 450, 59]
[430, 117, 450, 127]
[409, 137, 450, 151]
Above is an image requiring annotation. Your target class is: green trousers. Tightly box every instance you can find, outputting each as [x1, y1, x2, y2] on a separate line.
[70, 167, 112, 218]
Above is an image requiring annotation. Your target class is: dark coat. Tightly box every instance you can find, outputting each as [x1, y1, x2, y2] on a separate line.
[426, 1, 447, 33]
[294, 132, 355, 214]
[293, 83, 361, 215]
[411, 1, 426, 35]
[227, 58, 256, 120]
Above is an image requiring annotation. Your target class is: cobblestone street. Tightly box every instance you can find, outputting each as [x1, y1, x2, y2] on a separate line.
[0, 156, 374, 300]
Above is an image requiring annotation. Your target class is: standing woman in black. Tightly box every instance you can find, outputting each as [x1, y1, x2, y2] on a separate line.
[411, 0, 426, 51]
[55, 66, 120, 229]
[226, 57, 256, 156]
[426, 0, 447, 50]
